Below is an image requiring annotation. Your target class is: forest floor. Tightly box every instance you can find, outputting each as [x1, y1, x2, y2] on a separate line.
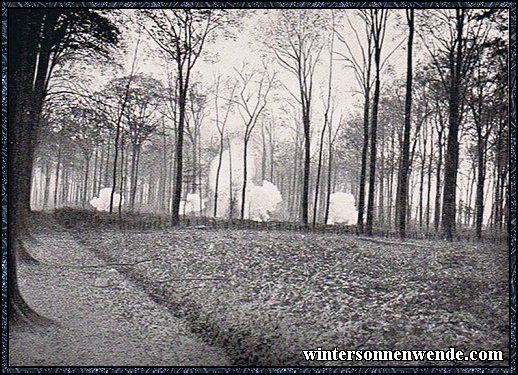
[9, 215, 509, 367]
[8, 222, 231, 367]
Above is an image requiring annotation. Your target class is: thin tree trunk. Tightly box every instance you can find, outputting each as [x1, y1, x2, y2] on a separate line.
[302, 110, 311, 225]
[366, 9, 387, 236]
[110, 35, 141, 214]
[92, 140, 99, 198]
[53, 144, 62, 209]
[213, 137, 224, 217]
[434, 137, 443, 233]
[425, 128, 434, 230]
[228, 137, 234, 219]
[378, 143, 385, 227]
[324, 142, 333, 225]
[357, 90, 370, 233]
[366, 58, 381, 235]
[475, 136, 487, 239]
[82, 156, 90, 208]
[313, 125, 327, 226]
[43, 162, 51, 210]
[395, 9, 414, 238]
[241, 137, 249, 220]
[261, 125, 267, 182]
[313, 19, 334, 227]
[118, 137, 126, 219]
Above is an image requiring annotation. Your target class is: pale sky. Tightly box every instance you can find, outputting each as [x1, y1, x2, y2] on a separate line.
[90, 9, 409, 142]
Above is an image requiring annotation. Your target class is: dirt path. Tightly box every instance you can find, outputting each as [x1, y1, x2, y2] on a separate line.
[9, 229, 231, 367]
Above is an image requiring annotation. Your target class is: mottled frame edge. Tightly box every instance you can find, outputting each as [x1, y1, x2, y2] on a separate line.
[1, 1, 515, 373]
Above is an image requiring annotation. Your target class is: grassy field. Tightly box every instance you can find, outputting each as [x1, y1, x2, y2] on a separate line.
[69, 225, 509, 366]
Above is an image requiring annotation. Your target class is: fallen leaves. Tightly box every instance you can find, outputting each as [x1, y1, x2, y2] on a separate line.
[73, 227, 509, 366]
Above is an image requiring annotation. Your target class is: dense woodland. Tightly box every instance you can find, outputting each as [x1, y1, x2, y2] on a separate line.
[7, 8, 511, 362]
[6, 5, 511, 340]
[25, 9, 508, 242]
[12, 9, 509, 249]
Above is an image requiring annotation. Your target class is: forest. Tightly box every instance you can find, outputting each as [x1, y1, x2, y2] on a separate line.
[17, 8, 508, 240]
[7, 6, 511, 367]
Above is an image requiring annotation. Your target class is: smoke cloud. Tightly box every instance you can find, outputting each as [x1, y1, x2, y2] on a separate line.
[327, 192, 358, 225]
[90, 187, 123, 211]
[208, 140, 282, 220]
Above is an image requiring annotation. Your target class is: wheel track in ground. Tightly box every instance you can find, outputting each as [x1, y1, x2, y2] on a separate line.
[72, 229, 298, 366]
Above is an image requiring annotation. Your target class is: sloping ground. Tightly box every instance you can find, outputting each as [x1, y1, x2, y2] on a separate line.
[73, 228, 509, 366]
[9, 227, 231, 367]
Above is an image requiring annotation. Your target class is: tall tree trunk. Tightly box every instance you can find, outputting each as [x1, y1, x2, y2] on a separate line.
[434, 127, 444, 232]
[366, 9, 387, 236]
[92, 141, 99, 199]
[158, 125, 168, 212]
[313, 21, 334, 227]
[387, 131, 395, 229]
[467, 163, 476, 227]
[129, 144, 137, 210]
[357, 89, 370, 233]
[290, 143, 299, 220]
[441, 9, 465, 241]
[425, 128, 434, 230]
[269, 126, 275, 183]
[110, 37, 140, 214]
[43, 162, 51, 210]
[378, 143, 385, 227]
[197, 132, 203, 214]
[324, 145, 333, 225]
[395, 9, 414, 238]
[213, 135, 224, 217]
[241, 137, 249, 220]
[8, 11, 61, 323]
[129, 144, 141, 211]
[53, 144, 62, 209]
[118, 137, 126, 219]
[475, 135, 486, 239]
[366, 53, 382, 235]
[418, 153, 425, 229]
[109, 121, 121, 214]
[261, 125, 267, 181]
[172, 84, 187, 225]
[313, 123, 327, 226]
[82, 156, 90, 208]
[228, 138, 234, 219]
[104, 142, 111, 187]
[301, 110, 311, 225]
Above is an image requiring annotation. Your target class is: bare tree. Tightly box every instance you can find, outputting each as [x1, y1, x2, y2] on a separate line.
[144, 9, 233, 225]
[212, 75, 236, 217]
[268, 9, 327, 225]
[335, 10, 374, 233]
[230, 64, 275, 220]
[123, 75, 164, 211]
[418, 9, 496, 240]
[107, 34, 141, 213]
[395, 9, 414, 238]
[468, 41, 501, 239]
[365, 9, 389, 236]
[313, 11, 336, 227]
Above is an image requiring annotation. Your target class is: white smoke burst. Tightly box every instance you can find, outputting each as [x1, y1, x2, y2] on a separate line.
[327, 192, 358, 225]
[90, 187, 123, 211]
[208, 140, 282, 220]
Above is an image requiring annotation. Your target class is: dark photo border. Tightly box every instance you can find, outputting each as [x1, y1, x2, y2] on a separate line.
[1, 2, 515, 373]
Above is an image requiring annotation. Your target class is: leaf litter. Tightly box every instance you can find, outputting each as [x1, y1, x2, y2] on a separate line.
[74, 228, 509, 366]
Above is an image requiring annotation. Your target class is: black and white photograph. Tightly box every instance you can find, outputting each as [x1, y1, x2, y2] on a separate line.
[3, 2, 514, 371]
